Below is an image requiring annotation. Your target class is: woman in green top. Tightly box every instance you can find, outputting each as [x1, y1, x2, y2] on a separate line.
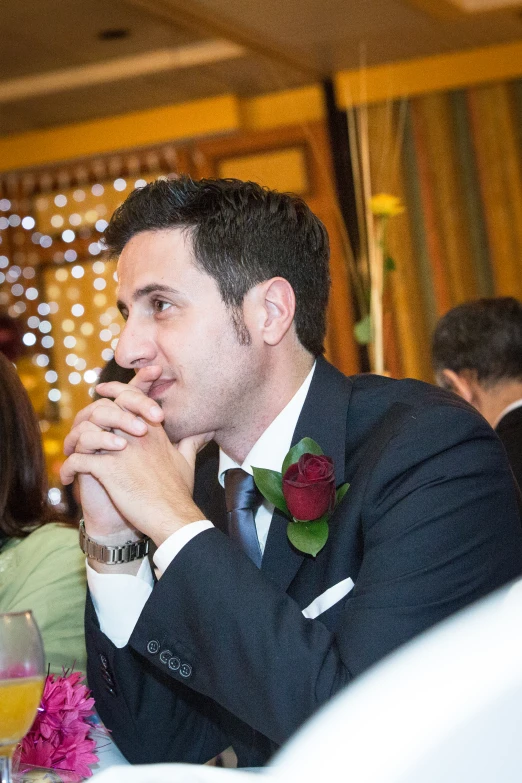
[0, 352, 87, 674]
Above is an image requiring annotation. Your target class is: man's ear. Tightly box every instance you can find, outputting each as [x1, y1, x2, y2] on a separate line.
[440, 369, 475, 404]
[246, 277, 296, 347]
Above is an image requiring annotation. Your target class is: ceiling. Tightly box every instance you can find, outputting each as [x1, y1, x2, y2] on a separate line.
[1, 0, 522, 136]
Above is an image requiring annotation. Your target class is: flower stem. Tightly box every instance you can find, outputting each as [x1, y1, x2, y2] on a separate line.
[371, 217, 385, 375]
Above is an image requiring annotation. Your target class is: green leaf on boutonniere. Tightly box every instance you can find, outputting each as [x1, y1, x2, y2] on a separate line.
[252, 467, 289, 516]
[287, 517, 329, 557]
[336, 482, 350, 505]
[282, 437, 323, 476]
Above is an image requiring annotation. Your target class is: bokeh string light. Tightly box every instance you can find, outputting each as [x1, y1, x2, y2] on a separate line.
[0, 148, 178, 503]
[0, 171, 172, 417]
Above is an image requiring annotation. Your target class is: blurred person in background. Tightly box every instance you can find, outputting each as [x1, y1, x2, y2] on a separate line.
[96, 357, 135, 390]
[0, 351, 87, 674]
[432, 297, 522, 492]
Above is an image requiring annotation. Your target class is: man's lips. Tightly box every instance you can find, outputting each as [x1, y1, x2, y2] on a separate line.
[148, 378, 175, 399]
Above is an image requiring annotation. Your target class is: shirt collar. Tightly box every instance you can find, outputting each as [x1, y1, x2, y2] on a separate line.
[493, 398, 522, 429]
[218, 362, 316, 486]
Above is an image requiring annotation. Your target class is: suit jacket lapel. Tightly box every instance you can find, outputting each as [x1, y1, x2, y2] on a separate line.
[261, 358, 353, 591]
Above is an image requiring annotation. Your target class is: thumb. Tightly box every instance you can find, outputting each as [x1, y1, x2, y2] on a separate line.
[130, 365, 163, 394]
[177, 432, 215, 471]
[96, 365, 163, 402]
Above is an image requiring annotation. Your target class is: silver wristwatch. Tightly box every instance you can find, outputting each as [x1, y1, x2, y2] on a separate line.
[79, 519, 150, 564]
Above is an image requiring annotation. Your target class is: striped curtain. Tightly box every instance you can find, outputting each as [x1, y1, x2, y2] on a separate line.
[362, 77, 522, 382]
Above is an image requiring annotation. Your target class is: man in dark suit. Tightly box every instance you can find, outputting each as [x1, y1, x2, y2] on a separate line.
[432, 297, 522, 492]
[62, 179, 522, 768]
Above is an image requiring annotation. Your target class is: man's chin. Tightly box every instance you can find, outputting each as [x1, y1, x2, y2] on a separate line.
[159, 396, 214, 444]
[162, 414, 196, 445]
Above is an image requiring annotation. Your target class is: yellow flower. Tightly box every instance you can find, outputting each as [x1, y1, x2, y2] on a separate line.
[370, 193, 405, 217]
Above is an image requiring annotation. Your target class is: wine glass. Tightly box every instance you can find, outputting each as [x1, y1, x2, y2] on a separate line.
[0, 611, 45, 783]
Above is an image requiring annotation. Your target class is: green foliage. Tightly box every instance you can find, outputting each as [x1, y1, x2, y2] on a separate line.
[336, 482, 350, 505]
[281, 437, 323, 476]
[252, 467, 289, 516]
[287, 518, 329, 557]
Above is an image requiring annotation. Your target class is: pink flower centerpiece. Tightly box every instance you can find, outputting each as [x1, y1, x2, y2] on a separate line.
[14, 671, 99, 782]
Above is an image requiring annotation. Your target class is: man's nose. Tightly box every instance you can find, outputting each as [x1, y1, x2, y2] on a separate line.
[115, 318, 157, 369]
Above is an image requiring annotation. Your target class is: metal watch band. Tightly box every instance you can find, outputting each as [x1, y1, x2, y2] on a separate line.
[79, 519, 150, 564]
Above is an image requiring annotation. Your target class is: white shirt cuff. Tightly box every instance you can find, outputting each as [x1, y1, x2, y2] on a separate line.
[87, 558, 154, 648]
[87, 522, 213, 648]
[153, 520, 214, 574]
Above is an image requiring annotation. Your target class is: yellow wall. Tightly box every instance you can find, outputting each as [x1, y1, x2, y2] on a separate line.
[1, 39, 522, 173]
[336, 39, 522, 107]
[0, 86, 325, 174]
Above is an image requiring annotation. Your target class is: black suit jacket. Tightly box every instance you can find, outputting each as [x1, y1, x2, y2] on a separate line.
[86, 359, 522, 767]
[496, 405, 522, 493]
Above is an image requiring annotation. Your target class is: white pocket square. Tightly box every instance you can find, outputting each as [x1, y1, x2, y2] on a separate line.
[302, 577, 355, 620]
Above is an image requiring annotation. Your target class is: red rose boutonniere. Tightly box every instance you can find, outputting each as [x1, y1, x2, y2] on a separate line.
[252, 438, 350, 556]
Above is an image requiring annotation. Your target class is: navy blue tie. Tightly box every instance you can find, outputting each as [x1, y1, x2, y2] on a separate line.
[224, 468, 263, 568]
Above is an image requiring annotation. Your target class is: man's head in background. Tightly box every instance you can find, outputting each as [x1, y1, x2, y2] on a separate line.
[431, 297, 522, 428]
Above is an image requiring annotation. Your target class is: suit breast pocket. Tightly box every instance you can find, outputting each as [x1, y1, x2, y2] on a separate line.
[302, 576, 355, 619]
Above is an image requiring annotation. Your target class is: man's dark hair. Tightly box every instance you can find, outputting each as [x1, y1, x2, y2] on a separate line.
[432, 297, 522, 388]
[104, 177, 331, 356]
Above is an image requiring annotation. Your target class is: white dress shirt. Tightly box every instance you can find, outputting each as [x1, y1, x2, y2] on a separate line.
[87, 364, 316, 647]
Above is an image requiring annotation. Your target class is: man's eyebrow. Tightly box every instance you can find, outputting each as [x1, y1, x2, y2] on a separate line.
[117, 284, 182, 313]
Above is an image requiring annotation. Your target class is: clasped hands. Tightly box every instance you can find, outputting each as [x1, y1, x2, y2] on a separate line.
[61, 365, 212, 548]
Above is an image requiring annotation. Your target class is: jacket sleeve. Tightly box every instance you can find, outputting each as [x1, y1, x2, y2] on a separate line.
[91, 402, 522, 751]
[85, 592, 236, 764]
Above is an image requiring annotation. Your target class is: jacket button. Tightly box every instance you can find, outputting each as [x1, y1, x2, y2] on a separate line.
[99, 654, 109, 669]
[147, 640, 160, 654]
[168, 656, 181, 671]
[106, 685, 117, 696]
[159, 649, 173, 664]
[180, 663, 192, 678]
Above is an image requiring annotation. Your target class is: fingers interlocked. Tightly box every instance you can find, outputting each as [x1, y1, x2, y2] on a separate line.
[64, 379, 164, 459]
[64, 419, 127, 456]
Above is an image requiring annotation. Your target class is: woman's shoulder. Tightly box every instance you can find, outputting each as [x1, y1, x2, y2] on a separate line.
[23, 521, 79, 547]
[12, 522, 81, 564]
[0, 522, 85, 616]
